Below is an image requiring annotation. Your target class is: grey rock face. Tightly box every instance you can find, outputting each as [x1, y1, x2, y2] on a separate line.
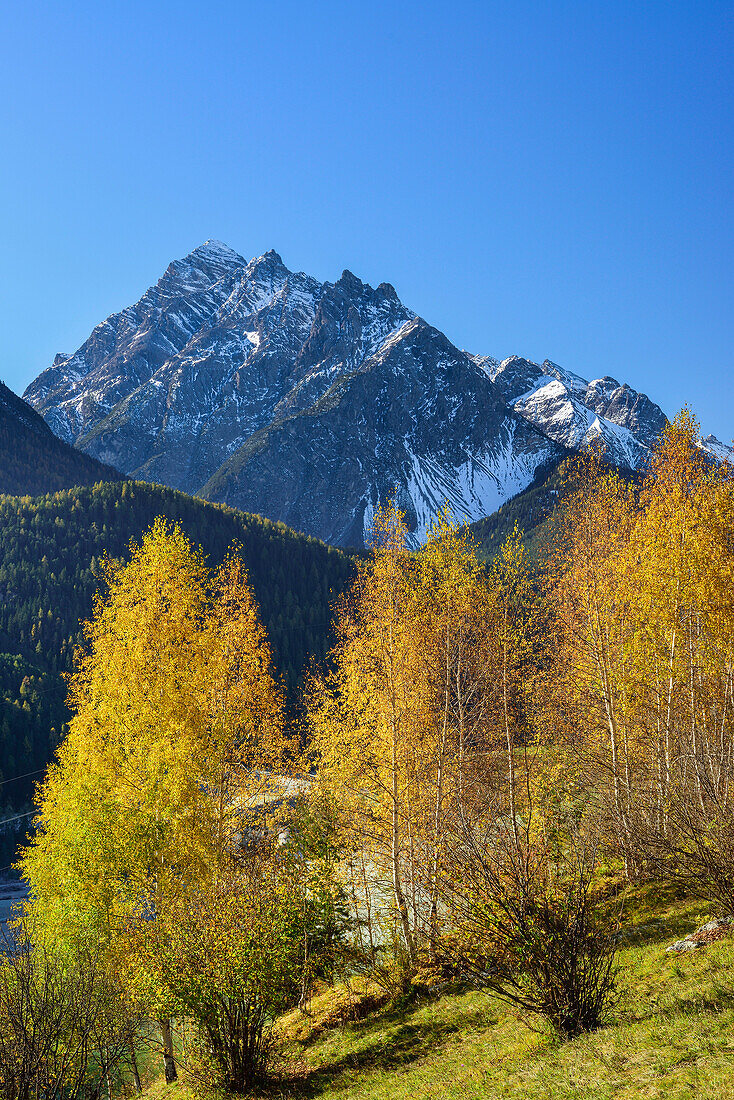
[201, 318, 559, 547]
[700, 434, 734, 463]
[25, 243, 677, 546]
[485, 357, 669, 470]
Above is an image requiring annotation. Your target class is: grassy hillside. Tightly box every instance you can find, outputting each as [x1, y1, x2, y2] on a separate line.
[0, 480, 355, 804]
[140, 884, 734, 1100]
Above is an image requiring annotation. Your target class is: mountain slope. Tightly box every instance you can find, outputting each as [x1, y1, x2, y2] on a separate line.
[199, 318, 558, 546]
[25, 243, 682, 546]
[0, 380, 120, 496]
[465, 457, 574, 564]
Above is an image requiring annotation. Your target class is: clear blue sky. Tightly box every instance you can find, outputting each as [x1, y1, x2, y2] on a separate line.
[2, 0, 732, 440]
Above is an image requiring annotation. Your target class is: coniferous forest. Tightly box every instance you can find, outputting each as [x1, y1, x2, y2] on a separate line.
[0, 479, 355, 812]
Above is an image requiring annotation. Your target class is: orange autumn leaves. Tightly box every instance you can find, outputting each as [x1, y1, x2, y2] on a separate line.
[541, 411, 734, 878]
[21, 408, 734, 1029]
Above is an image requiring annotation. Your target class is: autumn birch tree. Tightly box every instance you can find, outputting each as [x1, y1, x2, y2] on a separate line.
[22, 519, 287, 1082]
[310, 505, 519, 966]
[539, 456, 638, 871]
[308, 503, 422, 965]
[618, 413, 734, 897]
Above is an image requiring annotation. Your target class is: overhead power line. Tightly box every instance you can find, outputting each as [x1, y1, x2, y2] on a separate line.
[0, 768, 45, 788]
[0, 811, 35, 826]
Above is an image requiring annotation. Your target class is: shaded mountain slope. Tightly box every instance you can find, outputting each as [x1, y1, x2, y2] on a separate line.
[0, 380, 120, 496]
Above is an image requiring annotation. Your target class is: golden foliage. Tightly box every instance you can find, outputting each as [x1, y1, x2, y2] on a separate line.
[22, 517, 288, 985]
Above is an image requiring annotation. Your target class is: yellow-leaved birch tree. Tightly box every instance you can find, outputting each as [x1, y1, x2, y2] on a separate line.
[308, 503, 423, 965]
[22, 519, 286, 1083]
[309, 504, 515, 968]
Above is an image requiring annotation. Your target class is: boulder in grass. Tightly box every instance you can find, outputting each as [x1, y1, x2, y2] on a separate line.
[666, 917, 734, 953]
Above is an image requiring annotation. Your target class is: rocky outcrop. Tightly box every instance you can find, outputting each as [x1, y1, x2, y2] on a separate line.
[666, 917, 734, 953]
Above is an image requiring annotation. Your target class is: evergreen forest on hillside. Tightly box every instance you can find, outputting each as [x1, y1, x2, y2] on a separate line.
[466, 454, 640, 564]
[0, 480, 355, 809]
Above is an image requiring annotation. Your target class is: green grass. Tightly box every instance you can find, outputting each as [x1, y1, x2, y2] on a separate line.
[140, 885, 734, 1100]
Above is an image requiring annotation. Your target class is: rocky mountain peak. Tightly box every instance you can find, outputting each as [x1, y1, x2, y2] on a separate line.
[332, 267, 391, 298]
[163, 240, 247, 286]
[251, 248, 286, 270]
[699, 434, 734, 463]
[24, 243, 683, 546]
[188, 239, 246, 262]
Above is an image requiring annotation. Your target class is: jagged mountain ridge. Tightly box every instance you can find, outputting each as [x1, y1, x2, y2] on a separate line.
[25, 241, 721, 546]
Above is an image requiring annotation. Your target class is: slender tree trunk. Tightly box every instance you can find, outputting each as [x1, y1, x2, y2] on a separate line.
[456, 643, 466, 802]
[387, 594, 414, 963]
[129, 1041, 143, 1093]
[665, 628, 676, 785]
[159, 1018, 178, 1083]
[361, 852, 375, 956]
[502, 607, 520, 852]
[689, 617, 706, 813]
[722, 669, 733, 808]
[662, 545, 683, 833]
[655, 661, 665, 830]
[429, 623, 451, 960]
[590, 588, 634, 876]
[391, 736, 414, 961]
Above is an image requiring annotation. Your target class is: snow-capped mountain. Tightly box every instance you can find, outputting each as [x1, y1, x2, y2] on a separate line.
[24, 241, 707, 546]
[699, 434, 734, 464]
[485, 356, 669, 470]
